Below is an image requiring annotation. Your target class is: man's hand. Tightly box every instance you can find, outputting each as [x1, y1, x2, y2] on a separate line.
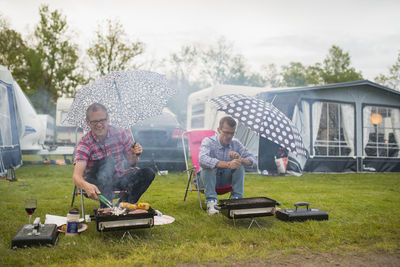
[228, 159, 242, 169]
[229, 151, 240, 160]
[83, 182, 101, 200]
[131, 142, 143, 156]
[240, 158, 252, 166]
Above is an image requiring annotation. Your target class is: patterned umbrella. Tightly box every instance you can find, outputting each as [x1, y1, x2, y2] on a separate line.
[64, 70, 176, 132]
[210, 94, 307, 156]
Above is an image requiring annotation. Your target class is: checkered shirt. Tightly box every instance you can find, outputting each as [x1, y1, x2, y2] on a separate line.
[74, 125, 134, 178]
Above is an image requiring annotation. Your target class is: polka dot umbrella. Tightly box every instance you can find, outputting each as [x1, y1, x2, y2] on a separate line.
[210, 94, 307, 156]
[63, 70, 176, 133]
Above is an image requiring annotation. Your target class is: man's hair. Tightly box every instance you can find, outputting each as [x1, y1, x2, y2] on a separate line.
[219, 116, 236, 129]
[86, 103, 108, 120]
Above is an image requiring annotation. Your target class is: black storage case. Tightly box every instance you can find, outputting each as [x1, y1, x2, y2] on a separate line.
[276, 202, 329, 222]
[218, 197, 280, 219]
[11, 224, 59, 248]
[94, 208, 155, 232]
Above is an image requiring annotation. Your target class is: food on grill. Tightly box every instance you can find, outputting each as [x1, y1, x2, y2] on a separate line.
[97, 207, 127, 216]
[119, 202, 150, 211]
[128, 209, 148, 214]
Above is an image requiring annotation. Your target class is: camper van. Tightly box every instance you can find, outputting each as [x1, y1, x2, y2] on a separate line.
[38, 114, 55, 146]
[0, 65, 46, 154]
[187, 84, 269, 130]
[0, 65, 22, 175]
[186, 84, 269, 157]
[56, 98, 83, 145]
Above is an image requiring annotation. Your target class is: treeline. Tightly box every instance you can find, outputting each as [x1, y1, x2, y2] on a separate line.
[1, 5, 399, 121]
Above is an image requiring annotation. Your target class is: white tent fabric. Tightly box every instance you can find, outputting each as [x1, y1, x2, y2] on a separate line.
[311, 101, 323, 156]
[341, 104, 355, 156]
[391, 108, 400, 156]
[363, 106, 373, 155]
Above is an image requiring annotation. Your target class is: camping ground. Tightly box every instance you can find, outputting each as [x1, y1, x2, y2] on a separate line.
[0, 164, 399, 266]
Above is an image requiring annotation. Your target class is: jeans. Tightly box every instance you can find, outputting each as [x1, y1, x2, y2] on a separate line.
[86, 157, 155, 207]
[199, 165, 245, 203]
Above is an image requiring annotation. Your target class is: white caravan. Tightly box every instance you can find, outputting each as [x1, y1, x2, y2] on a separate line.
[186, 84, 270, 158]
[9, 71, 45, 153]
[38, 114, 55, 145]
[187, 84, 269, 131]
[56, 97, 83, 145]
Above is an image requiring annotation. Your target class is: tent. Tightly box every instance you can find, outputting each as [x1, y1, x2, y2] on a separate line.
[257, 80, 400, 173]
[0, 66, 22, 176]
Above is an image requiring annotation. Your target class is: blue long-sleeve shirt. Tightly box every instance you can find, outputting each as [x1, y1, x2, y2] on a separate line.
[199, 135, 257, 170]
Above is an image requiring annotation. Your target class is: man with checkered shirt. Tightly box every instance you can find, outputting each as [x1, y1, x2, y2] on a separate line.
[72, 103, 155, 207]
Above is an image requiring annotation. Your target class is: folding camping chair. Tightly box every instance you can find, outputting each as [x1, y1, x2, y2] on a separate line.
[182, 130, 232, 209]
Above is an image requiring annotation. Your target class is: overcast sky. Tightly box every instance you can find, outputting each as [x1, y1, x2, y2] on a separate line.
[1, 0, 399, 80]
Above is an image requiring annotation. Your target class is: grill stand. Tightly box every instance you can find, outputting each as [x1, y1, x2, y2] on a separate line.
[248, 218, 261, 229]
[120, 231, 134, 241]
[100, 229, 134, 242]
[232, 215, 262, 229]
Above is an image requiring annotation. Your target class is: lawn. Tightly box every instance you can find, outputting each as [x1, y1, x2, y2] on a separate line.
[0, 165, 399, 266]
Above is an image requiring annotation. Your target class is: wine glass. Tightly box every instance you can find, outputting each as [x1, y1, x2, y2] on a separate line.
[25, 199, 37, 225]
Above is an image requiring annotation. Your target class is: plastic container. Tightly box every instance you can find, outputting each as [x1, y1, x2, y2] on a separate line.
[65, 208, 79, 236]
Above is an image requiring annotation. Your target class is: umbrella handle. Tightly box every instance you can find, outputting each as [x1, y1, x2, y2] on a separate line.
[130, 129, 142, 156]
[129, 129, 135, 143]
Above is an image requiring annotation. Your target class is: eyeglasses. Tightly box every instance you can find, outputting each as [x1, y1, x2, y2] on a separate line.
[88, 118, 108, 126]
[221, 130, 235, 136]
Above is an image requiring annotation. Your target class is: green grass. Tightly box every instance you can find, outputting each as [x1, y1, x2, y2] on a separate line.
[0, 165, 399, 266]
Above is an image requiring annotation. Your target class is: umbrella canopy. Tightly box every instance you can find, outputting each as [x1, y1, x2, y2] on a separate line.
[210, 94, 307, 156]
[64, 70, 176, 132]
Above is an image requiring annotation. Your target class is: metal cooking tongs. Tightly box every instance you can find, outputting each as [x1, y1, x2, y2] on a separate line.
[97, 194, 113, 208]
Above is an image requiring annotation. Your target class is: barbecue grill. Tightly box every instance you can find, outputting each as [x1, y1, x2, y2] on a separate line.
[93, 208, 155, 232]
[218, 197, 280, 228]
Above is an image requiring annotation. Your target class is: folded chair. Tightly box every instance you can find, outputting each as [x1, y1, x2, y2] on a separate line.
[182, 130, 232, 209]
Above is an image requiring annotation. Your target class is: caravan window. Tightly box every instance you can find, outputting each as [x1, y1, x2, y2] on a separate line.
[313, 101, 354, 157]
[191, 103, 205, 129]
[363, 106, 399, 158]
[60, 111, 69, 124]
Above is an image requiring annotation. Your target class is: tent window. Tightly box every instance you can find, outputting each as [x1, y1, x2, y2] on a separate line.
[314, 102, 353, 156]
[363, 106, 400, 158]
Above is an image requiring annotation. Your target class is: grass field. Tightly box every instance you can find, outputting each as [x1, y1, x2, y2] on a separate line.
[0, 165, 399, 266]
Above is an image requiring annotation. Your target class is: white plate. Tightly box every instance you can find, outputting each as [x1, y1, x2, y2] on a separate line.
[154, 215, 175, 226]
[58, 223, 88, 233]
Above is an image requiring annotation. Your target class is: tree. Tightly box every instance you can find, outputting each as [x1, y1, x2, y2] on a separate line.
[375, 50, 400, 90]
[199, 37, 234, 84]
[87, 19, 144, 77]
[165, 38, 265, 123]
[164, 45, 203, 125]
[281, 62, 308, 87]
[31, 5, 84, 114]
[319, 45, 363, 84]
[0, 15, 30, 90]
[261, 63, 283, 88]
[226, 55, 265, 87]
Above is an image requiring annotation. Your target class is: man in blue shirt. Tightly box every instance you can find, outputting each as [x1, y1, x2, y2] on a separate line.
[199, 116, 257, 215]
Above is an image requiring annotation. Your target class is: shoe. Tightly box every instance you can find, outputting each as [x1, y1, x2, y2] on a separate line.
[207, 201, 219, 215]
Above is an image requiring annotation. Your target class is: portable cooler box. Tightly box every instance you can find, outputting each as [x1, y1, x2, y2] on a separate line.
[275, 202, 329, 222]
[11, 224, 59, 248]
